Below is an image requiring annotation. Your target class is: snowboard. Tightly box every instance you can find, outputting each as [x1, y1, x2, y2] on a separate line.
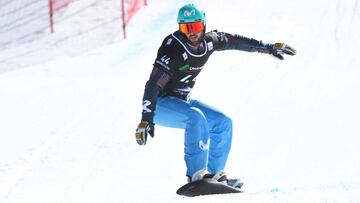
[176, 178, 243, 197]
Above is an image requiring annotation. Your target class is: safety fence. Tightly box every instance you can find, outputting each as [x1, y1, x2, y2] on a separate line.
[49, 0, 147, 37]
[0, 0, 147, 72]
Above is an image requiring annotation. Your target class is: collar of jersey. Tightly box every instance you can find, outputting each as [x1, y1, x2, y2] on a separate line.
[171, 33, 208, 57]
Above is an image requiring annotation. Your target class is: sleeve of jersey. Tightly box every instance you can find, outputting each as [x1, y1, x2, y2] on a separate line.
[141, 42, 181, 124]
[210, 31, 273, 53]
[141, 67, 171, 124]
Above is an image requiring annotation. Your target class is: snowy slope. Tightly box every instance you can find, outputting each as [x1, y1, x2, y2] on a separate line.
[1, 0, 360, 202]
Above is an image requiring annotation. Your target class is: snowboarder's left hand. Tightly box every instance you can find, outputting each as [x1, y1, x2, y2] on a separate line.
[270, 43, 296, 60]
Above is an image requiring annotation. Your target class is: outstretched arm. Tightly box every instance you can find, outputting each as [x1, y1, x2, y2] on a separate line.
[209, 31, 296, 60]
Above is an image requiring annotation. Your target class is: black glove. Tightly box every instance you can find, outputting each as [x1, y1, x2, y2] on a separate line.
[270, 43, 296, 60]
[135, 121, 154, 145]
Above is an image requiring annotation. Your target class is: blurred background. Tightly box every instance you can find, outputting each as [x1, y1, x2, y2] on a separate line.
[0, 0, 147, 72]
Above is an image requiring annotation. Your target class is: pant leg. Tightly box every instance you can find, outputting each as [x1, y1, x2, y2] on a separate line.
[189, 99, 233, 174]
[154, 97, 209, 177]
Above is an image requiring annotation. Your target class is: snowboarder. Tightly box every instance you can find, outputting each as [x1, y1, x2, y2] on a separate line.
[135, 3, 296, 188]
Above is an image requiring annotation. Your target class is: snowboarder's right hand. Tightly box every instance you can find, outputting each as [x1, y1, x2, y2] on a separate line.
[135, 121, 154, 145]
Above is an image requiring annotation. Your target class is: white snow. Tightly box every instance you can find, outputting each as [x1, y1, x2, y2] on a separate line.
[1, 0, 360, 202]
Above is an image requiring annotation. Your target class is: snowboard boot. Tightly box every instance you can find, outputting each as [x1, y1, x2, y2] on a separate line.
[205, 171, 244, 189]
[188, 170, 243, 189]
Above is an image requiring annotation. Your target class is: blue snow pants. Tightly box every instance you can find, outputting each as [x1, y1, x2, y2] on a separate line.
[154, 96, 233, 177]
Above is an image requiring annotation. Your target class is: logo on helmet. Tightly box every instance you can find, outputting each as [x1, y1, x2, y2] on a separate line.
[184, 9, 196, 17]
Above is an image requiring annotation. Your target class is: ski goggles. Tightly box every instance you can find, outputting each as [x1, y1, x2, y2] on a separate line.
[179, 22, 205, 34]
